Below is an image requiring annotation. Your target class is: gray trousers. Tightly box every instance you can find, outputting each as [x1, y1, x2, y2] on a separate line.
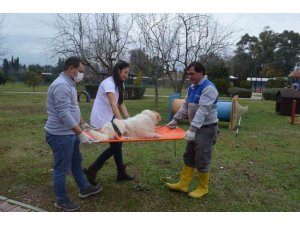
[183, 125, 218, 172]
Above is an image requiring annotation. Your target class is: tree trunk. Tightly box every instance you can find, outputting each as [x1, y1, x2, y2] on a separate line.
[154, 79, 159, 110]
[178, 74, 187, 97]
[165, 69, 178, 93]
[260, 76, 262, 93]
[174, 72, 178, 93]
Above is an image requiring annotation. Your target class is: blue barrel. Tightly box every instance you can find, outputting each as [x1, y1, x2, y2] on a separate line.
[169, 93, 233, 122]
[217, 101, 232, 122]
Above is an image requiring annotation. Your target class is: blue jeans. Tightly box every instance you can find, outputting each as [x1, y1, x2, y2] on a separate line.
[88, 142, 124, 173]
[45, 132, 89, 203]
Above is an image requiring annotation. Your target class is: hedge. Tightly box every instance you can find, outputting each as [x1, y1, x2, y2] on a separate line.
[125, 85, 146, 99]
[239, 80, 252, 89]
[267, 79, 286, 89]
[227, 87, 252, 98]
[85, 84, 146, 99]
[211, 78, 230, 95]
[85, 84, 99, 99]
[262, 88, 282, 101]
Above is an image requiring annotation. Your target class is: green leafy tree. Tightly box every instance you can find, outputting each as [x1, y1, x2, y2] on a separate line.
[0, 71, 7, 85]
[274, 30, 300, 75]
[2, 58, 9, 74]
[133, 71, 143, 86]
[203, 53, 230, 79]
[12, 57, 19, 71]
[25, 64, 44, 92]
[53, 57, 65, 75]
[231, 28, 300, 79]
[42, 64, 54, 73]
[230, 34, 259, 78]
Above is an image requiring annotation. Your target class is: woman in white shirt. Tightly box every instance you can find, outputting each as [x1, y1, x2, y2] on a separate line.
[84, 60, 134, 185]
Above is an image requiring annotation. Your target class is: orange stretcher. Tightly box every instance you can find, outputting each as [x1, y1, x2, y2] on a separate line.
[86, 126, 186, 143]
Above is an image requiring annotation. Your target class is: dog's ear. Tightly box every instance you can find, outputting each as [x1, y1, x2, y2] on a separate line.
[155, 112, 161, 121]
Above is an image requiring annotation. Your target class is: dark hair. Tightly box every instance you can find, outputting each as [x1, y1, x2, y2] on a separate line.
[111, 60, 130, 105]
[187, 61, 206, 74]
[64, 56, 82, 71]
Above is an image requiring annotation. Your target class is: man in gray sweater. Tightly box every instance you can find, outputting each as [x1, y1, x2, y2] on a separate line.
[166, 61, 219, 198]
[45, 57, 101, 211]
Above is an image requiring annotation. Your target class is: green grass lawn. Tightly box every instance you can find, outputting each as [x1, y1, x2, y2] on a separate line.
[0, 87, 299, 212]
[144, 86, 187, 96]
[0, 82, 49, 92]
[0, 82, 184, 96]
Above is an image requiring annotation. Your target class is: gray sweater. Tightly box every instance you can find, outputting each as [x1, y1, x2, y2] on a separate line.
[174, 76, 219, 129]
[44, 73, 80, 135]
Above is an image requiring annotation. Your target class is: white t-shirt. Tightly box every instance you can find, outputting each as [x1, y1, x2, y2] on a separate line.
[90, 76, 119, 128]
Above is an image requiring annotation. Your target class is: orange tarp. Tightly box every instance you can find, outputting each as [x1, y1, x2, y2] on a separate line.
[86, 126, 185, 143]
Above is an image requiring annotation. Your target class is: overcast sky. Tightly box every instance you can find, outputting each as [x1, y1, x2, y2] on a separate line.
[1, 13, 300, 66]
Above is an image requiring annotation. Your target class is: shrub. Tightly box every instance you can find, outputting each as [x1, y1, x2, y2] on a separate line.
[211, 78, 230, 95]
[227, 87, 252, 98]
[262, 88, 282, 101]
[267, 78, 286, 89]
[85, 84, 146, 100]
[125, 85, 146, 99]
[239, 80, 252, 89]
[231, 79, 252, 89]
[85, 84, 99, 99]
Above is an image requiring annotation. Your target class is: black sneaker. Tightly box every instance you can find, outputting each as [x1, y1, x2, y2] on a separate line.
[84, 168, 98, 186]
[55, 200, 79, 212]
[79, 184, 102, 198]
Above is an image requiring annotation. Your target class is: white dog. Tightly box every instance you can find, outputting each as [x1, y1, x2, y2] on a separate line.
[123, 110, 162, 139]
[83, 119, 126, 142]
[86, 129, 109, 142]
[84, 119, 125, 141]
[100, 118, 126, 140]
[96, 110, 162, 140]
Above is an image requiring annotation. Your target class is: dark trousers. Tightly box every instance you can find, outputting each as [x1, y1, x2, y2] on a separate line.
[183, 125, 218, 172]
[89, 142, 124, 173]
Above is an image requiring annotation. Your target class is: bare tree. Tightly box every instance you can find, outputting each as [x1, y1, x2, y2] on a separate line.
[88, 14, 133, 73]
[47, 13, 235, 97]
[134, 13, 235, 97]
[135, 14, 180, 108]
[173, 13, 235, 95]
[46, 13, 133, 79]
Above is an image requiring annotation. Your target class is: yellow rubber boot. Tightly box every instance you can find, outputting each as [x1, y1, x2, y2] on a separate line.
[166, 165, 194, 193]
[188, 171, 210, 198]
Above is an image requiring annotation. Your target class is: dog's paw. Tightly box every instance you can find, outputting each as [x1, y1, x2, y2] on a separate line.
[122, 136, 131, 140]
[152, 133, 163, 138]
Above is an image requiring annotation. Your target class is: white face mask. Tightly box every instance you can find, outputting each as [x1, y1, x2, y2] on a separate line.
[74, 72, 84, 83]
